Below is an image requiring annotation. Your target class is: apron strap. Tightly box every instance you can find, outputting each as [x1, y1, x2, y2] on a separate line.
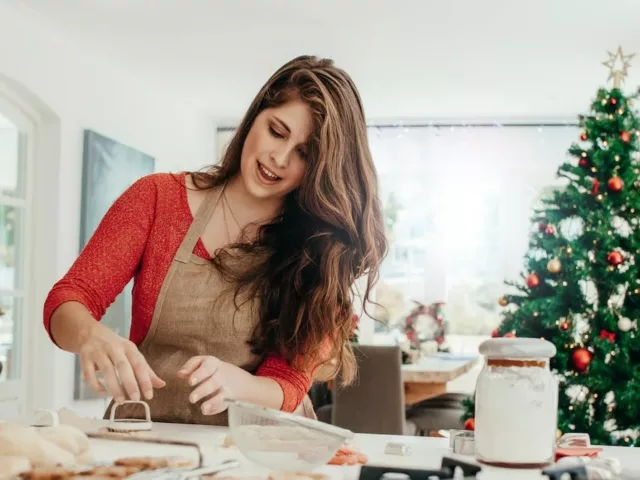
[175, 181, 226, 263]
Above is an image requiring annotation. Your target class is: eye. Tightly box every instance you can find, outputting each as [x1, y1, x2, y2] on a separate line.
[269, 126, 284, 139]
[297, 147, 308, 161]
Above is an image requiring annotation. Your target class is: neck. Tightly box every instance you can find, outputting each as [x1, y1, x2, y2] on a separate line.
[224, 174, 283, 228]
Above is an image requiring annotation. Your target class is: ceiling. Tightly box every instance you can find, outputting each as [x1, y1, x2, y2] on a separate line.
[13, 0, 640, 121]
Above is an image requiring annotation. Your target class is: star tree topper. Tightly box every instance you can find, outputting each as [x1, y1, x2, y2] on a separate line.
[602, 46, 635, 88]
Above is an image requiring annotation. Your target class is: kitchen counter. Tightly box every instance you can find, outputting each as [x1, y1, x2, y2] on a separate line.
[77, 419, 640, 479]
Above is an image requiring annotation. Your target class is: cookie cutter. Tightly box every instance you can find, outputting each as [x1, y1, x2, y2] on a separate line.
[384, 441, 412, 456]
[87, 432, 207, 468]
[558, 432, 591, 447]
[450, 430, 475, 456]
[31, 409, 60, 427]
[108, 400, 153, 432]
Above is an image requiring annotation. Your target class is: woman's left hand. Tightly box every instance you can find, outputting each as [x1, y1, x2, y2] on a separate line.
[177, 356, 245, 415]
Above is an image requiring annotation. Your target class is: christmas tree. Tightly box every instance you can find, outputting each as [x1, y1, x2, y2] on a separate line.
[462, 47, 640, 446]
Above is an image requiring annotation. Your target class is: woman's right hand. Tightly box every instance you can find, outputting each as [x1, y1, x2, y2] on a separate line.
[78, 322, 165, 402]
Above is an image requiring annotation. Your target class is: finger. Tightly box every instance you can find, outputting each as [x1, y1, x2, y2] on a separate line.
[189, 376, 221, 404]
[177, 356, 205, 379]
[188, 357, 219, 387]
[200, 387, 229, 415]
[126, 346, 154, 400]
[81, 358, 106, 395]
[110, 349, 141, 401]
[150, 369, 166, 388]
[94, 354, 126, 402]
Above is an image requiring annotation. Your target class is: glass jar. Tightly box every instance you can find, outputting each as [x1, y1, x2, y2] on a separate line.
[474, 337, 558, 468]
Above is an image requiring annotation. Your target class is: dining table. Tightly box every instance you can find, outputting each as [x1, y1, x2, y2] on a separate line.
[60, 415, 640, 479]
[322, 352, 479, 405]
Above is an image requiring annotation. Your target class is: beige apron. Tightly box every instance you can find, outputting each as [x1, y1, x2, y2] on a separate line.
[105, 184, 316, 424]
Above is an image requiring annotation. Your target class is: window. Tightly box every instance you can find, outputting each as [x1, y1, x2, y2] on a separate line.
[370, 123, 578, 336]
[0, 105, 30, 417]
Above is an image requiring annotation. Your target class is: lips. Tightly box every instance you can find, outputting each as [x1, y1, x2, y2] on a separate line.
[257, 161, 281, 182]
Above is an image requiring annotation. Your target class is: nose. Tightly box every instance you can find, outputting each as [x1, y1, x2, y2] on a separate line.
[270, 146, 290, 169]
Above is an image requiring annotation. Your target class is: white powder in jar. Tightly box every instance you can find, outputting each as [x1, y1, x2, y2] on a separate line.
[475, 365, 558, 465]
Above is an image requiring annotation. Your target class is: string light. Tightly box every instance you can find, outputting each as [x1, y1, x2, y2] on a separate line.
[611, 351, 616, 356]
[562, 281, 568, 286]
[597, 195, 603, 200]
[591, 167, 597, 173]
[615, 155, 621, 161]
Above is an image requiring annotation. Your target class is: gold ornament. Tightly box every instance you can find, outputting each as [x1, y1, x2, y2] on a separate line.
[547, 258, 562, 274]
[498, 296, 509, 307]
[602, 46, 636, 88]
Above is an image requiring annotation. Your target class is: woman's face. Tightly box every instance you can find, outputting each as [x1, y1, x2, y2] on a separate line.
[240, 99, 312, 202]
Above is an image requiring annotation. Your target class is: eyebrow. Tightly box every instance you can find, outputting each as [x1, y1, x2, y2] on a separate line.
[272, 115, 291, 134]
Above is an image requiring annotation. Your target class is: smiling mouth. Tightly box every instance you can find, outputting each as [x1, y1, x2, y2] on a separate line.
[257, 161, 281, 181]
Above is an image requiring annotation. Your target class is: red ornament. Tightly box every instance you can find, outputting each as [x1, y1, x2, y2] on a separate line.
[607, 176, 624, 192]
[464, 418, 475, 431]
[621, 131, 631, 143]
[580, 132, 588, 141]
[599, 330, 615, 343]
[526, 272, 540, 289]
[607, 250, 624, 266]
[572, 348, 593, 372]
[579, 157, 590, 168]
[560, 322, 570, 331]
[544, 224, 555, 236]
[611, 98, 618, 105]
[503, 332, 516, 338]
[592, 179, 600, 195]
[491, 329, 500, 338]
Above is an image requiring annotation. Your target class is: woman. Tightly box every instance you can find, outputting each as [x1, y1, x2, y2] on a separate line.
[44, 55, 387, 425]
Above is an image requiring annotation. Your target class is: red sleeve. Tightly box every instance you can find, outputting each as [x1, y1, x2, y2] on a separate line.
[256, 355, 313, 412]
[43, 175, 158, 343]
[255, 338, 334, 412]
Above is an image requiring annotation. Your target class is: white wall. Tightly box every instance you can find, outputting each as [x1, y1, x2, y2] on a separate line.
[0, 2, 215, 417]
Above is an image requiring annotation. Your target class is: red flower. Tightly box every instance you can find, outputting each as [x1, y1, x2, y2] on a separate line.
[599, 329, 615, 343]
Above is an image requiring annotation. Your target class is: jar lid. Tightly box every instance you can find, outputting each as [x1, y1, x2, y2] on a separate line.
[479, 337, 557, 359]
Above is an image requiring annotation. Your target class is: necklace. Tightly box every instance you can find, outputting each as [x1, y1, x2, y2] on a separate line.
[222, 190, 242, 232]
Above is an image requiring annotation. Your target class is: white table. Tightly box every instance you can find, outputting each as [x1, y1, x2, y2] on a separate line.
[81, 421, 640, 479]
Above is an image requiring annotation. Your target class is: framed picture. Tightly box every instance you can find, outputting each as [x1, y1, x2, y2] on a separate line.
[75, 130, 155, 400]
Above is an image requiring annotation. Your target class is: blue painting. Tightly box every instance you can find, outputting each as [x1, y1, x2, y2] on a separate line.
[75, 130, 155, 400]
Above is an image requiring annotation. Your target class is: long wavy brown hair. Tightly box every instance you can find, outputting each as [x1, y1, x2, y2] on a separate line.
[189, 55, 386, 384]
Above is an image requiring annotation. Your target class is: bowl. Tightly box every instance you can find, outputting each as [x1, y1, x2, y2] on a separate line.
[226, 399, 354, 471]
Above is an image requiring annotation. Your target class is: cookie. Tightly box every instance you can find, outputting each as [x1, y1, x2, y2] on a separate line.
[114, 456, 169, 470]
[166, 458, 194, 468]
[268, 473, 330, 480]
[68, 477, 115, 480]
[82, 465, 141, 477]
[19, 467, 73, 480]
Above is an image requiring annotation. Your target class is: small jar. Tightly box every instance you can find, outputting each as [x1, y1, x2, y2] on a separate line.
[474, 337, 558, 468]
